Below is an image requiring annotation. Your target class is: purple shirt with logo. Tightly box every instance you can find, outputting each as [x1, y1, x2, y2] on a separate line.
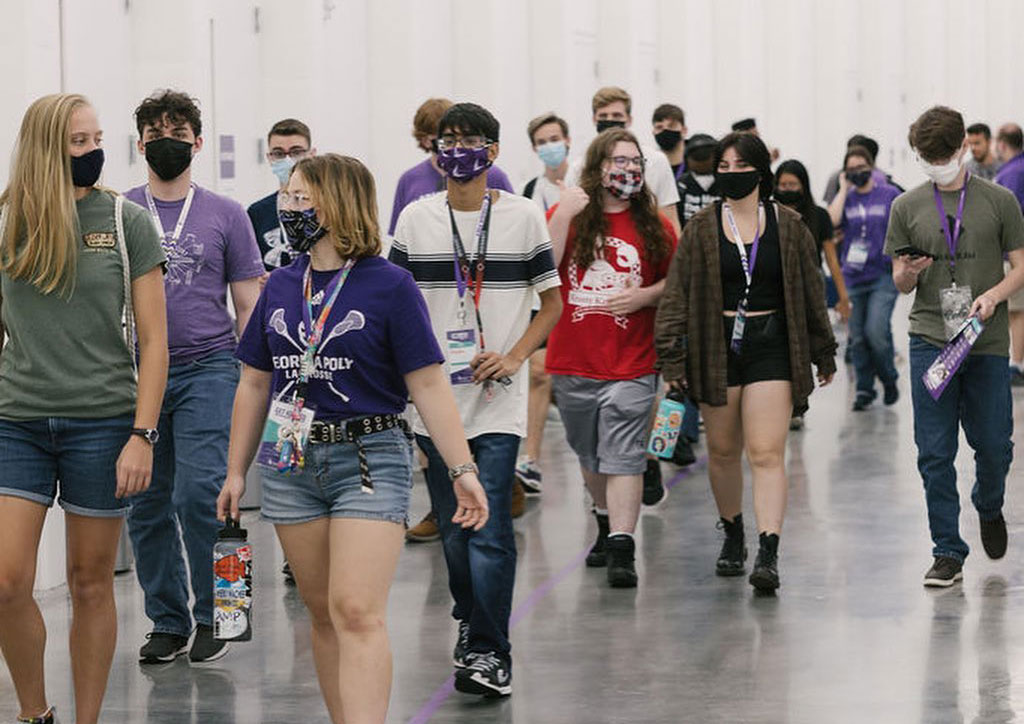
[236, 255, 443, 420]
[387, 158, 515, 235]
[124, 184, 264, 364]
[995, 152, 1024, 213]
[839, 182, 902, 287]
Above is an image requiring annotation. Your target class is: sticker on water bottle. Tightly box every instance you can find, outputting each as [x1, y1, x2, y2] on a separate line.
[214, 543, 252, 640]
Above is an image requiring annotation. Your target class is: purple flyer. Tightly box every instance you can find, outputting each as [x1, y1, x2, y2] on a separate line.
[922, 316, 984, 401]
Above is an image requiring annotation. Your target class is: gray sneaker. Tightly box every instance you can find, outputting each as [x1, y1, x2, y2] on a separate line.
[924, 556, 963, 587]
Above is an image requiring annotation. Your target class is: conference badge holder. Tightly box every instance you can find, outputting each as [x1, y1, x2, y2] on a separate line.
[845, 239, 870, 272]
[922, 315, 984, 401]
[938, 283, 972, 341]
[447, 324, 478, 386]
[257, 397, 315, 472]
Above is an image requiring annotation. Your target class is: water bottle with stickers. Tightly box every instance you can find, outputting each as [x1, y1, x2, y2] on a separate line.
[647, 389, 689, 460]
[213, 517, 253, 641]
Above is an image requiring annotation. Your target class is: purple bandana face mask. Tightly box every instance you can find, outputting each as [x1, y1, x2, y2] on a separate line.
[437, 145, 491, 183]
[604, 169, 644, 199]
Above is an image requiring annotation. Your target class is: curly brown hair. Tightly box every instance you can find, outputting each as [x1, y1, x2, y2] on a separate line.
[572, 128, 670, 269]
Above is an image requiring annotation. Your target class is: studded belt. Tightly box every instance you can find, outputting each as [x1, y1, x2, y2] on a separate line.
[308, 414, 409, 494]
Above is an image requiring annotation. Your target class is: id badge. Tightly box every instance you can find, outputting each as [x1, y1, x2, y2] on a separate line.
[257, 398, 315, 471]
[730, 301, 747, 354]
[939, 284, 973, 341]
[846, 239, 870, 271]
[446, 328, 478, 385]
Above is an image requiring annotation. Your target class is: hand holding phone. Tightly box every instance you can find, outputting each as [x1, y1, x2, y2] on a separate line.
[893, 245, 935, 260]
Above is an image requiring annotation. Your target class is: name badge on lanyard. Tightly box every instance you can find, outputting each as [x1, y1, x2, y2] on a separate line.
[933, 173, 971, 340]
[723, 203, 763, 354]
[145, 184, 195, 247]
[446, 193, 510, 394]
[845, 203, 870, 271]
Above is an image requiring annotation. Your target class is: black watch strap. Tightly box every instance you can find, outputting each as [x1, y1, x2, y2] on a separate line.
[131, 427, 159, 445]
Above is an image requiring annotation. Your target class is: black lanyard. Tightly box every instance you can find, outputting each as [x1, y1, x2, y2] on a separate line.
[448, 194, 493, 340]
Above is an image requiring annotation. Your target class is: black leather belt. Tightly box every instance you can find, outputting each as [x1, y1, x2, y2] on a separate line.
[308, 414, 409, 494]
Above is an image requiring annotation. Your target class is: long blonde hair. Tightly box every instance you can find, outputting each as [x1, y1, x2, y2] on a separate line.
[0, 93, 89, 295]
[294, 154, 382, 259]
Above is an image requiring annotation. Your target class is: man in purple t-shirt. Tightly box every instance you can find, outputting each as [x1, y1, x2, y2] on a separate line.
[124, 90, 264, 665]
[387, 97, 514, 238]
[994, 123, 1024, 379]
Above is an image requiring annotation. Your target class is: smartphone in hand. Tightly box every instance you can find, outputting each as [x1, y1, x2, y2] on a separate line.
[893, 245, 935, 260]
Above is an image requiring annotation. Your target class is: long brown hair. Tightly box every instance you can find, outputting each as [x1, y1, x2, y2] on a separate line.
[0, 93, 89, 295]
[293, 154, 382, 259]
[572, 128, 669, 269]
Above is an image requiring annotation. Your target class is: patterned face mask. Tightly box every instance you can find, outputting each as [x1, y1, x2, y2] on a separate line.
[278, 208, 327, 252]
[436, 145, 491, 182]
[604, 169, 644, 199]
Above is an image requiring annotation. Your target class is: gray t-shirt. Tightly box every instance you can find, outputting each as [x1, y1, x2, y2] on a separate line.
[884, 176, 1024, 355]
[0, 189, 166, 419]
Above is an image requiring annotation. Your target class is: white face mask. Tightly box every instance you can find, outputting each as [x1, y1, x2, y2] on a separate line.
[917, 148, 964, 185]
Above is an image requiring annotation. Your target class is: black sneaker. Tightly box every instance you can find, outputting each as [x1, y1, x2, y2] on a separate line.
[748, 532, 780, 592]
[671, 439, 696, 467]
[189, 624, 229, 663]
[642, 458, 665, 506]
[454, 651, 512, 697]
[924, 556, 963, 587]
[883, 381, 899, 406]
[852, 394, 873, 412]
[980, 514, 1008, 560]
[585, 511, 609, 568]
[139, 632, 189, 664]
[716, 514, 747, 576]
[17, 706, 56, 723]
[452, 620, 470, 668]
[606, 534, 638, 588]
[282, 560, 296, 585]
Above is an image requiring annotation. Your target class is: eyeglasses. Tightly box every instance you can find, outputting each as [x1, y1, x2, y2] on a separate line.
[437, 134, 492, 151]
[279, 191, 313, 209]
[608, 155, 645, 169]
[268, 148, 310, 162]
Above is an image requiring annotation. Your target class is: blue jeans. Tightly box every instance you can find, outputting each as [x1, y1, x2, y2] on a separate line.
[417, 433, 518, 656]
[127, 351, 239, 636]
[848, 274, 899, 397]
[909, 336, 1013, 562]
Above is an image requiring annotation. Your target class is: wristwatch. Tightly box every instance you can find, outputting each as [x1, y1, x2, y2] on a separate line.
[447, 461, 479, 481]
[131, 428, 160, 445]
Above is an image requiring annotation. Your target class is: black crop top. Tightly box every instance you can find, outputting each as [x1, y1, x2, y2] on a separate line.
[718, 202, 784, 311]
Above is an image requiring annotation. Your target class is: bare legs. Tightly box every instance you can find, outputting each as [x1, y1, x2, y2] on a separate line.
[523, 348, 551, 463]
[581, 469, 642, 534]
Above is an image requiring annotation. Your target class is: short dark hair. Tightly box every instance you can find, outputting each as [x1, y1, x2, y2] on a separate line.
[438, 102, 500, 143]
[652, 104, 685, 126]
[966, 122, 991, 140]
[847, 134, 879, 163]
[731, 118, 756, 132]
[998, 124, 1024, 152]
[527, 113, 569, 145]
[715, 131, 774, 200]
[135, 89, 202, 137]
[908, 106, 965, 163]
[268, 118, 311, 145]
[844, 145, 875, 168]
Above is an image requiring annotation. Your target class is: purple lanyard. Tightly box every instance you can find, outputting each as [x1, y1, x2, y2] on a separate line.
[674, 162, 686, 182]
[723, 203, 762, 298]
[932, 171, 969, 275]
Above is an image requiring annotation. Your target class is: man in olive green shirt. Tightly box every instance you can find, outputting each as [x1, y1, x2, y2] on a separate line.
[885, 106, 1024, 588]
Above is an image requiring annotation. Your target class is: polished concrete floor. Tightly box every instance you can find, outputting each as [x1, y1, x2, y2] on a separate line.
[6, 299, 1024, 723]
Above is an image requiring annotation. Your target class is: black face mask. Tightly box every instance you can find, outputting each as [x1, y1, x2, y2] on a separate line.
[717, 170, 761, 200]
[145, 137, 194, 181]
[71, 148, 105, 187]
[845, 169, 872, 187]
[654, 129, 682, 152]
[774, 189, 803, 206]
[278, 208, 327, 253]
[596, 119, 626, 133]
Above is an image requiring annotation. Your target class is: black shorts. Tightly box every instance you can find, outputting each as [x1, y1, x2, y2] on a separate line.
[723, 312, 792, 387]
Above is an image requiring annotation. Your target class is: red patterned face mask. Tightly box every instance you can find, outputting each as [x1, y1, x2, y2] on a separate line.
[604, 169, 644, 199]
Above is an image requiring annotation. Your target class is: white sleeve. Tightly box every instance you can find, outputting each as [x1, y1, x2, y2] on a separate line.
[645, 149, 680, 207]
[566, 157, 582, 187]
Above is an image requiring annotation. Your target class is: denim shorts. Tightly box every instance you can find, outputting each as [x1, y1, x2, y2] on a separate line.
[260, 426, 414, 526]
[0, 414, 134, 517]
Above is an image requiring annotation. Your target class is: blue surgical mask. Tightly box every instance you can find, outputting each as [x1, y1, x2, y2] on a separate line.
[537, 141, 568, 169]
[271, 157, 296, 185]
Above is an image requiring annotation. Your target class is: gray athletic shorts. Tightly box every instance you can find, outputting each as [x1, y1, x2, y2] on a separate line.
[551, 374, 658, 475]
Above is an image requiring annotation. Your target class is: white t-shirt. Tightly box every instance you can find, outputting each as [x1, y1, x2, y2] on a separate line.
[566, 142, 680, 208]
[391, 191, 561, 438]
[524, 174, 562, 213]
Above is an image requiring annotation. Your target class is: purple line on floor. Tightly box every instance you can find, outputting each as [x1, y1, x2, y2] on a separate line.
[407, 454, 708, 723]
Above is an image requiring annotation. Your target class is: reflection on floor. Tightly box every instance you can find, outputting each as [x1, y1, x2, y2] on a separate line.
[5, 300, 1024, 723]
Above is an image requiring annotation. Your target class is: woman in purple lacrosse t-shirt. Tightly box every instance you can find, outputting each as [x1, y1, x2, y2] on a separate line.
[217, 154, 489, 723]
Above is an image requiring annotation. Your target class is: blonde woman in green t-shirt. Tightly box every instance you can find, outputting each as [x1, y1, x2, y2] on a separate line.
[0, 94, 168, 724]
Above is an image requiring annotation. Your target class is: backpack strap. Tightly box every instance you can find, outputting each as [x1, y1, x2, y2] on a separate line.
[523, 177, 538, 199]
